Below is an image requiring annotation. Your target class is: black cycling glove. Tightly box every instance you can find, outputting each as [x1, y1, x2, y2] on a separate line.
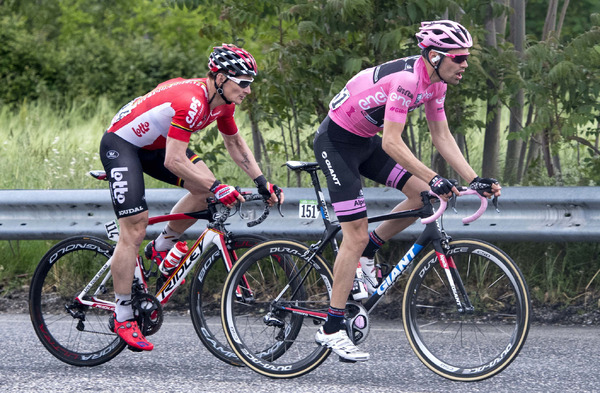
[469, 176, 498, 196]
[253, 175, 281, 200]
[429, 175, 455, 196]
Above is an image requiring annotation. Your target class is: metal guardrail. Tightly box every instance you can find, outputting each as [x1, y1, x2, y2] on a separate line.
[0, 187, 598, 242]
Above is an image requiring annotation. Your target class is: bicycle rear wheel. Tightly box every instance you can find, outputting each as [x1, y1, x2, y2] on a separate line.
[221, 240, 334, 378]
[29, 236, 126, 366]
[189, 234, 266, 366]
[403, 239, 530, 381]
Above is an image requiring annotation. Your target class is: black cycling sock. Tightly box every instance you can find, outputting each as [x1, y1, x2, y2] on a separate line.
[323, 306, 345, 334]
[361, 230, 385, 259]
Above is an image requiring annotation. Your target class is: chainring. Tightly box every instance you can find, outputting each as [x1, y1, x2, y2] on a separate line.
[131, 292, 163, 336]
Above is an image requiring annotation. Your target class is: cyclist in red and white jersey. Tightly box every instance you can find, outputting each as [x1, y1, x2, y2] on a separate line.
[313, 21, 501, 361]
[99, 44, 283, 351]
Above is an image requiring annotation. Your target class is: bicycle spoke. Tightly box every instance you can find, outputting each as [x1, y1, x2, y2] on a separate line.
[29, 237, 125, 366]
[189, 234, 266, 367]
[222, 240, 334, 378]
[403, 240, 530, 381]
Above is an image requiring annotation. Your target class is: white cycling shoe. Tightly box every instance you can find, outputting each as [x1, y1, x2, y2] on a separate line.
[315, 327, 370, 362]
[360, 257, 378, 295]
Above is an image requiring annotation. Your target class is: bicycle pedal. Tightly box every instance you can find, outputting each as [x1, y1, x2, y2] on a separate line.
[338, 356, 357, 363]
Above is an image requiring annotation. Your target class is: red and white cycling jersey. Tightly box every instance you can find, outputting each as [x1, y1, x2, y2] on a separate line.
[107, 77, 238, 150]
[328, 55, 447, 138]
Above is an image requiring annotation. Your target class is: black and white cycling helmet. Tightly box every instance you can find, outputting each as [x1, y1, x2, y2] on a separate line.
[208, 44, 258, 76]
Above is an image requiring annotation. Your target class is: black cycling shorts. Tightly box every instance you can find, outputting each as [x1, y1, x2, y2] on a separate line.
[99, 132, 201, 218]
[313, 116, 412, 222]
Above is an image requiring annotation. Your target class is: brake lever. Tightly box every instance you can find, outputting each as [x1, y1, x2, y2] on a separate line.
[492, 195, 500, 213]
[450, 185, 467, 214]
[450, 193, 458, 213]
[274, 186, 284, 217]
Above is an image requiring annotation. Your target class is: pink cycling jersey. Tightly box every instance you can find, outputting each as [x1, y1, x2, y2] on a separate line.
[328, 56, 447, 137]
[107, 77, 237, 150]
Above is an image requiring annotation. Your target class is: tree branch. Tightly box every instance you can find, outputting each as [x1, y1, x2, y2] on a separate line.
[566, 135, 600, 156]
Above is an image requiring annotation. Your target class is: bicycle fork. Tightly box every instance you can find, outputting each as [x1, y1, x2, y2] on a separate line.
[434, 243, 474, 314]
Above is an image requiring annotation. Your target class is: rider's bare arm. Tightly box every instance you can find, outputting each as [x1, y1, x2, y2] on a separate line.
[428, 120, 501, 197]
[164, 136, 216, 193]
[427, 119, 478, 184]
[221, 133, 283, 205]
[221, 132, 263, 179]
[381, 120, 438, 183]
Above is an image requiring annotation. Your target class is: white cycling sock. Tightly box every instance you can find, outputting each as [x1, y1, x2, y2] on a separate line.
[154, 224, 183, 251]
[115, 293, 133, 322]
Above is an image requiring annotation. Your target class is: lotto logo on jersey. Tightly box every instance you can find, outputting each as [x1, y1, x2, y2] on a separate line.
[132, 122, 150, 137]
[110, 167, 129, 204]
[186, 97, 203, 127]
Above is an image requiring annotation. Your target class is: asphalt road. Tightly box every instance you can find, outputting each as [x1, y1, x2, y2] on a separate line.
[1, 313, 598, 393]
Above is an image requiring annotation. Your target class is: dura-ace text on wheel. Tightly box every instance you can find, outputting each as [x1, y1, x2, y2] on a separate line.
[189, 234, 266, 366]
[402, 240, 531, 381]
[29, 236, 125, 367]
[221, 240, 334, 378]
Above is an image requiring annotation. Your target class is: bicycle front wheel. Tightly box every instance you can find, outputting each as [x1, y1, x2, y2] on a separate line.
[221, 240, 334, 378]
[29, 236, 126, 366]
[403, 239, 530, 381]
[189, 234, 266, 366]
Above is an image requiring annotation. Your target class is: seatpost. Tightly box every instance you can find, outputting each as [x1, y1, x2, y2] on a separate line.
[308, 168, 332, 226]
[307, 166, 340, 255]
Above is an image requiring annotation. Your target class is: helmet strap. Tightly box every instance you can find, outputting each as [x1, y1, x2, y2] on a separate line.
[424, 49, 447, 85]
[433, 60, 446, 84]
[209, 77, 232, 105]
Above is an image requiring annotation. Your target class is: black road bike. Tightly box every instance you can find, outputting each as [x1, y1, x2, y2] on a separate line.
[220, 161, 530, 381]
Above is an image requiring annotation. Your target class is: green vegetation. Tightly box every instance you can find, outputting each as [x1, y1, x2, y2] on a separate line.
[2, 1, 599, 185]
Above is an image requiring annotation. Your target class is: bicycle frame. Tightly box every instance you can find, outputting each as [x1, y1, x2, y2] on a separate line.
[73, 197, 265, 312]
[277, 161, 485, 320]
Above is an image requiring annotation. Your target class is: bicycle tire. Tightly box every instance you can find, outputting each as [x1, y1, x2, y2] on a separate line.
[403, 239, 531, 381]
[221, 239, 334, 378]
[189, 234, 266, 366]
[29, 236, 126, 366]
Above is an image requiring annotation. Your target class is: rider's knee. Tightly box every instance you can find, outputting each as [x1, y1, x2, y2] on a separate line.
[118, 215, 148, 246]
[343, 228, 370, 250]
[403, 185, 427, 208]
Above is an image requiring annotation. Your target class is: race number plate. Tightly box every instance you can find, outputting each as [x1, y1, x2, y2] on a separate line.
[104, 219, 120, 241]
[299, 200, 318, 219]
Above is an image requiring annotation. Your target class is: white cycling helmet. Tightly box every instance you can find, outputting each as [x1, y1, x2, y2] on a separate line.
[416, 20, 473, 50]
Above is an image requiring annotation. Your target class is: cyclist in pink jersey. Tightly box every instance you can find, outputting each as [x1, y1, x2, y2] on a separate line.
[99, 44, 284, 351]
[314, 21, 501, 361]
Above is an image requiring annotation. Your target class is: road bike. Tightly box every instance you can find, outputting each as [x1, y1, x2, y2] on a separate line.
[220, 161, 530, 381]
[29, 170, 276, 367]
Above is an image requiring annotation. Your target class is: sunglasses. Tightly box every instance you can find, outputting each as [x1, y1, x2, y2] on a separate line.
[436, 51, 470, 64]
[226, 75, 254, 88]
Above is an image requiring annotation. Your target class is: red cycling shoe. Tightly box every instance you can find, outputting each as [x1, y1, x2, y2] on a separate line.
[113, 317, 154, 351]
[145, 241, 185, 283]
[144, 240, 168, 265]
